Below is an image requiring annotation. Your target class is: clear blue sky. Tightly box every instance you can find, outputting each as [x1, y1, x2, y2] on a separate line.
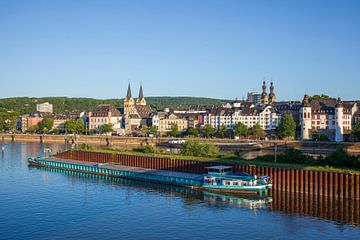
[1, 0, 359, 100]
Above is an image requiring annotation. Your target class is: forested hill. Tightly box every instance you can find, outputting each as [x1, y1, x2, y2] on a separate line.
[0, 97, 228, 114]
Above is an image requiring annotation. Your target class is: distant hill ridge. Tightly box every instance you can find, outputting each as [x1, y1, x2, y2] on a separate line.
[0, 97, 229, 114]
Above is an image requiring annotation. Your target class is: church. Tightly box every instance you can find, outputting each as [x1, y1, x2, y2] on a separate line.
[123, 83, 153, 134]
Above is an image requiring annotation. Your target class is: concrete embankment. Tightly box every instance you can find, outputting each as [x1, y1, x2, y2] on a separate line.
[55, 150, 360, 201]
[3, 134, 360, 154]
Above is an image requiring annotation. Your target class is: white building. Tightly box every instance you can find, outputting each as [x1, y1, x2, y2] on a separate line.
[36, 102, 53, 113]
[300, 95, 357, 142]
[203, 103, 281, 131]
[88, 104, 123, 133]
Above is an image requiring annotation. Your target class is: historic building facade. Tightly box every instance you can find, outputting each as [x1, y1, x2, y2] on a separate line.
[300, 95, 358, 142]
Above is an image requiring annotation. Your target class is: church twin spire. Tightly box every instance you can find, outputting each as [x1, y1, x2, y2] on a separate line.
[124, 82, 147, 106]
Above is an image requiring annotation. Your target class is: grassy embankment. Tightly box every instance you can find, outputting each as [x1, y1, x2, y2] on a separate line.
[77, 147, 360, 174]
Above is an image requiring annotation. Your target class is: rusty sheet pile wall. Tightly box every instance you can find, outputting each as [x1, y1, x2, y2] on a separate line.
[55, 150, 360, 200]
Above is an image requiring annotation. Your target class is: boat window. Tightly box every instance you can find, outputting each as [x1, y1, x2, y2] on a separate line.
[233, 182, 239, 186]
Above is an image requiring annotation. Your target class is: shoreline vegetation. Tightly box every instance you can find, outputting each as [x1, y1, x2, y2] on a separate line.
[76, 141, 360, 174]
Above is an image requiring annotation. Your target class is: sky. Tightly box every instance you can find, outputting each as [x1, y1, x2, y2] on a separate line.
[0, 0, 359, 100]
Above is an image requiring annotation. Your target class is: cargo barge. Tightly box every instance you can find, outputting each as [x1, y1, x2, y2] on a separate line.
[28, 156, 271, 196]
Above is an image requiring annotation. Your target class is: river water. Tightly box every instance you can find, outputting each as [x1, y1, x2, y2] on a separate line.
[0, 142, 359, 240]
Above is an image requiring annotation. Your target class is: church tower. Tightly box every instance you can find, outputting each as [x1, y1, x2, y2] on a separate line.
[300, 94, 312, 140]
[135, 83, 147, 106]
[123, 83, 136, 115]
[268, 81, 276, 104]
[260, 81, 269, 104]
[335, 97, 344, 143]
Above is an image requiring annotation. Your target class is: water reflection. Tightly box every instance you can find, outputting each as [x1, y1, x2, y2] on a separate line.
[32, 166, 272, 211]
[270, 189, 360, 227]
[30, 165, 360, 226]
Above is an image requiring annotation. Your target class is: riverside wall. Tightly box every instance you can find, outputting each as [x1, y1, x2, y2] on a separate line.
[55, 150, 360, 201]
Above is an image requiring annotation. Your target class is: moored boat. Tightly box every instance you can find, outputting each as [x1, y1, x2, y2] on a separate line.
[203, 166, 272, 196]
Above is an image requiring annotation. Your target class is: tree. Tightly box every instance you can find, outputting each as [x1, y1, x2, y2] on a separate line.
[218, 125, 227, 138]
[180, 139, 219, 157]
[353, 120, 360, 141]
[65, 120, 77, 133]
[308, 94, 331, 102]
[148, 126, 158, 136]
[0, 111, 19, 132]
[233, 122, 248, 138]
[202, 124, 216, 138]
[65, 119, 85, 134]
[99, 124, 113, 134]
[277, 114, 296, 139]
[169, 124, 180, 137]
[75, 118, 85, 133]
[187, 127, 199, 137]
[39, 117, 54, 133]
[250, 124, 265, 139]
[27, 125, 39, 133]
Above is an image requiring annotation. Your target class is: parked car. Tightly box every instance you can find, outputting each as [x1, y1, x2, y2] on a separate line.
[168, 139, 186, 145]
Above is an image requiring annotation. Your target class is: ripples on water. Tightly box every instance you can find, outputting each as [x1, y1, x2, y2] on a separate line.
[0, 142, 359, 240]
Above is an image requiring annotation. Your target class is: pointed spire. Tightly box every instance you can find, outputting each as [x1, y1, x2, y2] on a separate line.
[126, 82, 132, 99]
[138, 83, 144, 99]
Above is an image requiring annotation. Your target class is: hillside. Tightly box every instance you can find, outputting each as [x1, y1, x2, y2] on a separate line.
[0, 97, 228, 114]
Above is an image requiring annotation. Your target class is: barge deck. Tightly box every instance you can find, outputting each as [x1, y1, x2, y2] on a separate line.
[29, 157, 204, 188]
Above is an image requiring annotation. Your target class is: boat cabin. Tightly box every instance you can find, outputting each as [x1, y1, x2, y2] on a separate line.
[206, 166, 233, 175]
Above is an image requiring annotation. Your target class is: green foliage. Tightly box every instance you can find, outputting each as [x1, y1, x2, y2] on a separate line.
[148, 126, 158, 135]
[0, 111, 19, 131]
[0, 97, 228, 114]
[233, 122, 248, 137]
[133, 145, 157, 154]
[250, 124, 265, 139]
[202, 124, 216, 138]
[277, 114, 296, 138]
[218, 125, 227, 138]
[180, 139, 220, 157]
[312, 133, 330, 142]
[186, 127, 199, 137]
[27, 125, 39, 133]
[99, 124, 113, 134]
[308, 94, 331, 102]
[65, 119, 85, 133]
[256, 146, 360, 170]
[353, 120, 360, 140]
[39, 117, 54, 133]
[168, 124, 180, 137]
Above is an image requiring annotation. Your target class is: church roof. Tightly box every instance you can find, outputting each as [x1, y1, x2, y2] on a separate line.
[126, 83, 132, 99]
[138, 84, 144, 100]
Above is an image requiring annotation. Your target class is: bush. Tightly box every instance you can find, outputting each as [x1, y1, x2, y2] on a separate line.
[180, 139, 220, 157]
[133, 145, 156, 154]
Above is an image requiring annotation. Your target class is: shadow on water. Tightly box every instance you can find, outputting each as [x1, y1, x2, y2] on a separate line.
[30, 165, 360, 227]
[270, 189, 360, 227]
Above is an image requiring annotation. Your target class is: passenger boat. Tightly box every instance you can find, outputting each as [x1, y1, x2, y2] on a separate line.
[203, 166, 272, 196]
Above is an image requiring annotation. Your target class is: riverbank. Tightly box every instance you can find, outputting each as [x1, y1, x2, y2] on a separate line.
[3, 133, 360, 155]
[55, 150, 360, 200]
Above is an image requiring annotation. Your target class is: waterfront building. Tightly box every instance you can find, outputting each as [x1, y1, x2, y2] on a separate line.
[88, 104, 123, 133]
[300, 95, 357, 142]
[16, 114, 29, 132]
[27, 114, 43, 130]
[152, 111, 188, 134]
[36, 102, 53, 113]
[53, 115, 70, 132]
[203, 103, 281, 131]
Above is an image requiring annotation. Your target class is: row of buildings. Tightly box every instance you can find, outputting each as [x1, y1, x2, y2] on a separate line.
[16, 81, 360, 142]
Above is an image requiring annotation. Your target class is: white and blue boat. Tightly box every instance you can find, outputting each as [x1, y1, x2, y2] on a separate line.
[203, 166, 272, 196]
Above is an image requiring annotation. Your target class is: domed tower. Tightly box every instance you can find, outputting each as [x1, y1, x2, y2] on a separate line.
[123, 83, 136, 114]
[335, 97, 344, 143]
[260, 81, 269, 104]
[268, 81, 276, 104]
[135, 83, 147, 106]
[300, 94, 312, 140]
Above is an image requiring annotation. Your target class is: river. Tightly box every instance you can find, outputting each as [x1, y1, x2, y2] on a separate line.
[0, 142, 359, 239]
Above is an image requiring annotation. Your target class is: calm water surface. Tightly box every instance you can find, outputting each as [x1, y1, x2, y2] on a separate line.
[0, 142, 359, 240]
